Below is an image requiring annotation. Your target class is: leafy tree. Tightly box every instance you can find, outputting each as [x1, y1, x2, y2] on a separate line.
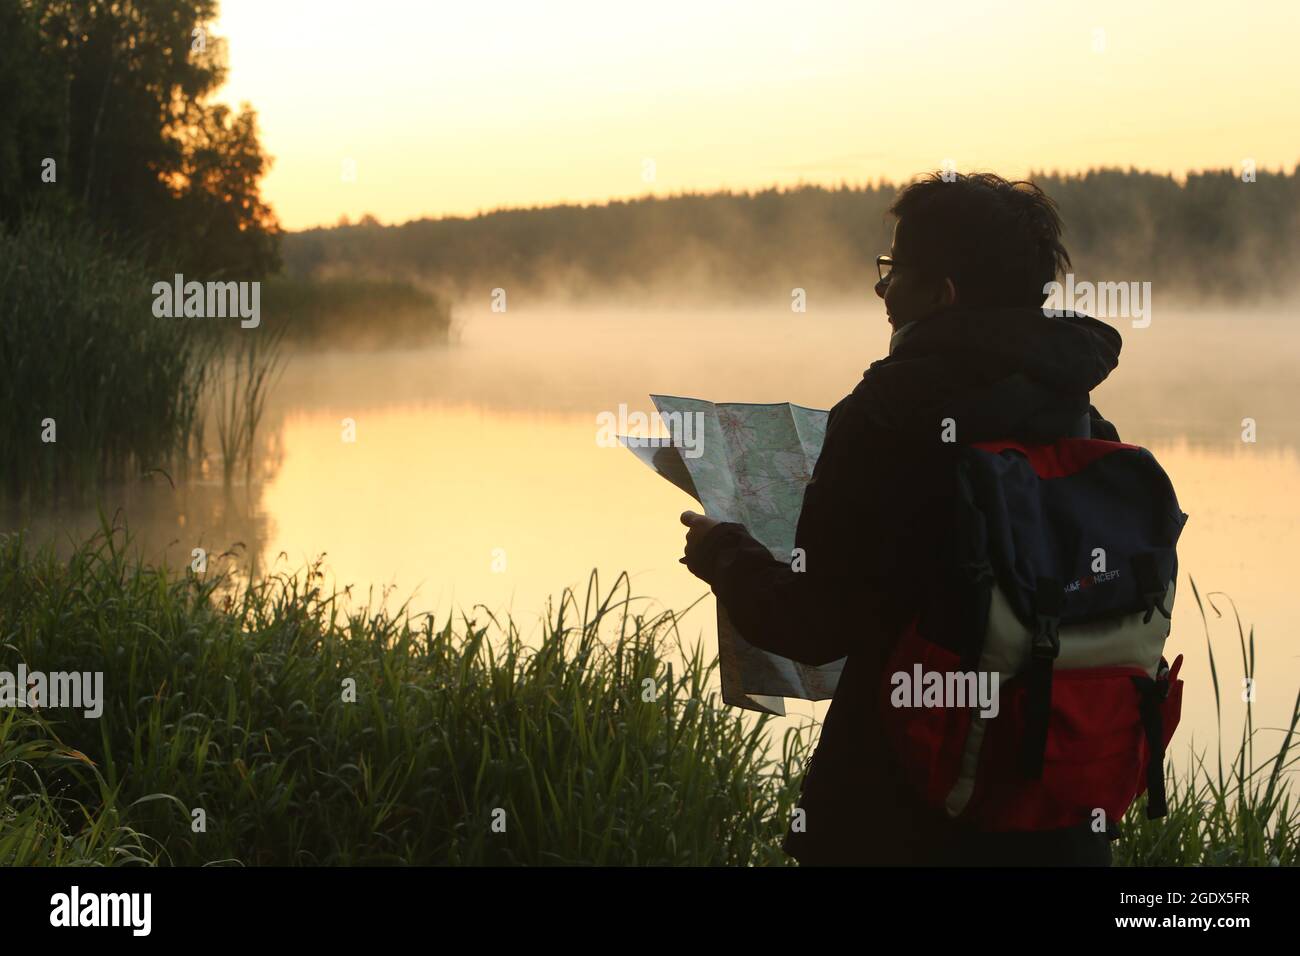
[0, 0, 279, 277]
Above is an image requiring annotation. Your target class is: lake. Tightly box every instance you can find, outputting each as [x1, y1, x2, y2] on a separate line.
[8, 301, 1300, 775]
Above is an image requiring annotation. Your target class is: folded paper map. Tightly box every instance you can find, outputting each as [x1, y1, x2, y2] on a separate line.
[620, 394, 844, 715]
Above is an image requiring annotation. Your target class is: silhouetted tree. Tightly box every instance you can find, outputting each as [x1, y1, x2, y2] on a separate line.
[0, 0, 280, 277]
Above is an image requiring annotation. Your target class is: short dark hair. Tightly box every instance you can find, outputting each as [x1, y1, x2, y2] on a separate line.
[888, 172, 1071, 308]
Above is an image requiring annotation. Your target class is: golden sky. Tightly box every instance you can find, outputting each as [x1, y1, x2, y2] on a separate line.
[213, 0, 1300, 231]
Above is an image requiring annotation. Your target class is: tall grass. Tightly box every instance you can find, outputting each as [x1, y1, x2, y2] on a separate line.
[1114, 577, 1300, 865]
[0, 524, 805, 865]
[0, 220, 451, 498]
[211, 325, 287, 484]
[0, 710, 155, 865]
[1, 524, 1294, 865]
[0, 218, 206, 498]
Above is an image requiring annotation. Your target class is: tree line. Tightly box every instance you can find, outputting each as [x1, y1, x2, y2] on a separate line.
[284, 168, 1300, 305]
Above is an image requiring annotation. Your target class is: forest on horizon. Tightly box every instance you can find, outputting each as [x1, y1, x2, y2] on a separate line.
[284, 167, 1300, 307]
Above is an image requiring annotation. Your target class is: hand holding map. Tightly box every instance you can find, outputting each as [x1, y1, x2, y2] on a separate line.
[620, 395, 844, 715]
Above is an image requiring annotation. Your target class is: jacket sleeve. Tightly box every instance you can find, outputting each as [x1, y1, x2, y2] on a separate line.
[684, 392, 939, 667]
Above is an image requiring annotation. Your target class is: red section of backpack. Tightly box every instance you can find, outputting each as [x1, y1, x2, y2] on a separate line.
[965, 657, 1183, 830]
[879, 621, 974, 810]
[880, 616, 1184, 830]
[967, 437, 1142, 479]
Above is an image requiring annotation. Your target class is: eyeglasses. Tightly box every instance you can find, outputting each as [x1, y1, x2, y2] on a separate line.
[876, 255, 898, 284]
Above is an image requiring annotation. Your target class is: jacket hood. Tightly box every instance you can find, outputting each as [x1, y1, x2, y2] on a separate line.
[854, 306, 1123, 441]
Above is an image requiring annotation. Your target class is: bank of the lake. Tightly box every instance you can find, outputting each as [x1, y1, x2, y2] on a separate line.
[0, 526, 1294, 866]
[0, 217, 450, 502]
[0, 525, 805, 865]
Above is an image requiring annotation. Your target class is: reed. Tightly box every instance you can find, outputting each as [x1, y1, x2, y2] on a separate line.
[1, 524, 1293, 865]
[0, 218, 206, 499]
[258, 275, 452, 349]
[0, 218, 449, 497]
[0, 709, 156, 865]
[211, 325, 286, 485]
[1114, 577, 1300, 865]
[0, 523, 805, 865]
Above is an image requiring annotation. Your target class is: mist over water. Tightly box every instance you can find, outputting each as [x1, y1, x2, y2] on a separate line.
[9, 301, 1300, 770]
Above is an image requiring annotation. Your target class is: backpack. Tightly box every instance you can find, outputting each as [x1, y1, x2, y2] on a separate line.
[879, 434, 1189, 832]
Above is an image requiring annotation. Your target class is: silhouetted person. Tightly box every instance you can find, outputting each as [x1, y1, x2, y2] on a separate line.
[681, 172, 1123, 866]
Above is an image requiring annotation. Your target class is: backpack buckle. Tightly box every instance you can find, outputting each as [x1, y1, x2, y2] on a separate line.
[1021, 578, 1063, 779]
[1031, 614, 1060, 661]
[1031, 577, 1063, 661]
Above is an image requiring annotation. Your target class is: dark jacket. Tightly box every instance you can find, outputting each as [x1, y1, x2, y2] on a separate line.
[685, 305, 1125, 865]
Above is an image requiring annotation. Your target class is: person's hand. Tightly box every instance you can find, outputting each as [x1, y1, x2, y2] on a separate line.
[679, 510, 721, 564]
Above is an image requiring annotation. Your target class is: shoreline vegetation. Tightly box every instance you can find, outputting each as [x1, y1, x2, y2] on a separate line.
[2, 0, 451, 499]
[0, 525, 804, 866]
[0, 216, 451, 500]
[0, 525, 1294, 866]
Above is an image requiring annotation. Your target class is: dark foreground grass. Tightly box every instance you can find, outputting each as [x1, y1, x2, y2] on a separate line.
[0, 526, 1295, 865]
[0, 525, 805, 865]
